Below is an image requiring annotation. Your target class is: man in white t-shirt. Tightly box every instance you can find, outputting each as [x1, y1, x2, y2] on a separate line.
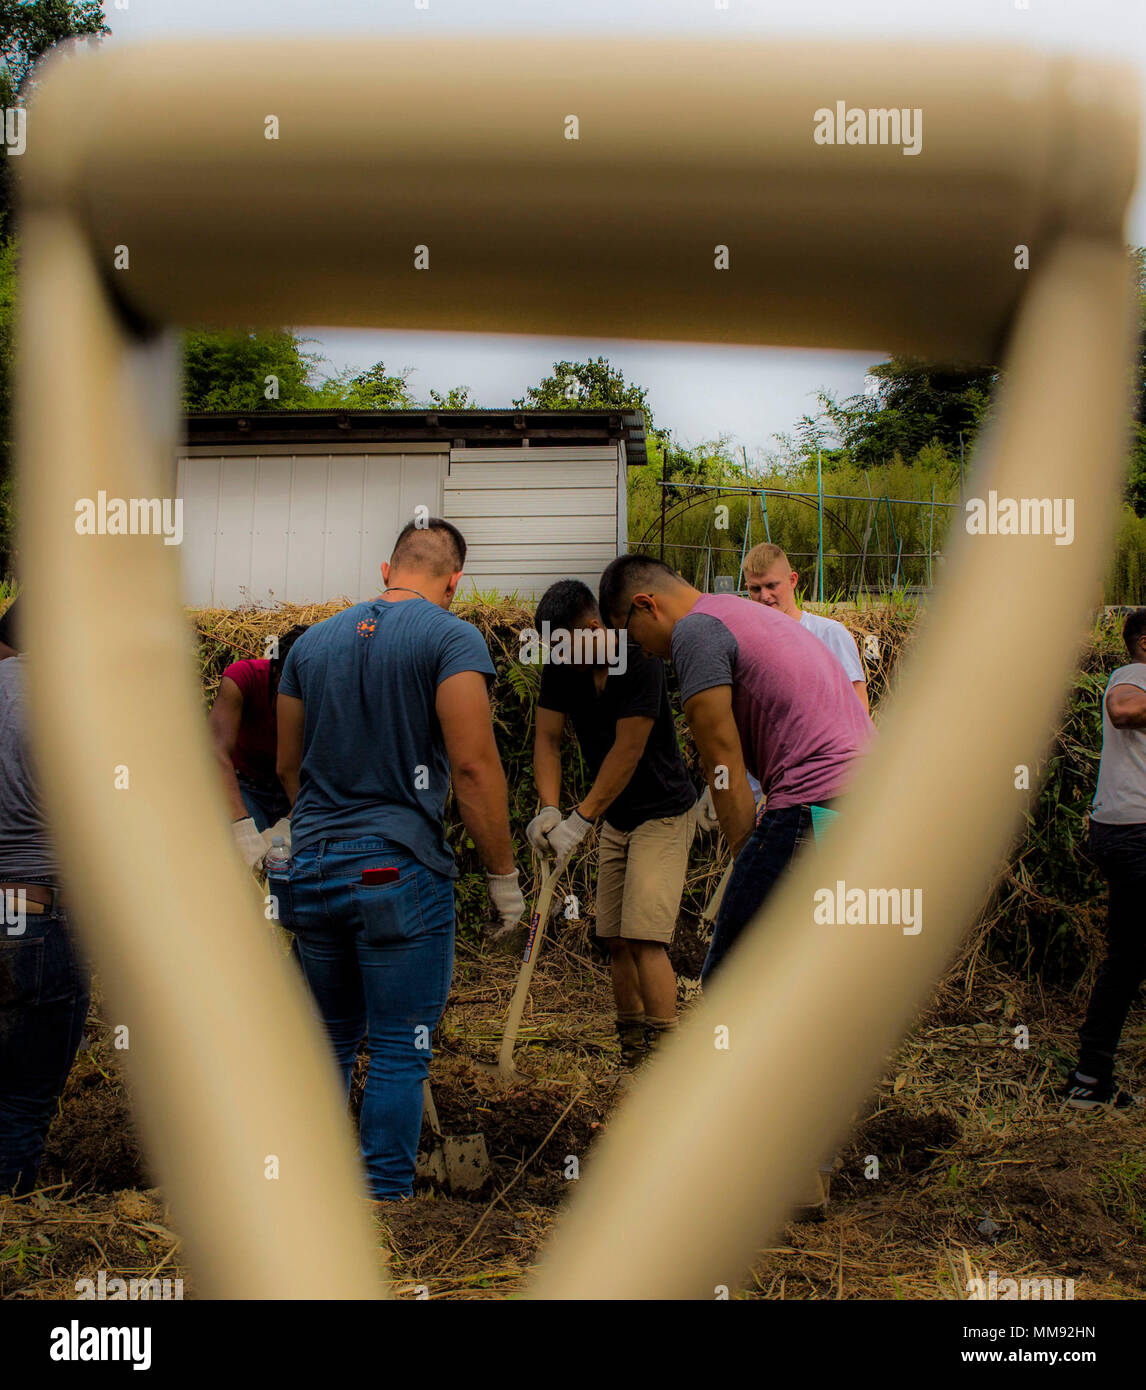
[742, 543, 868, 713]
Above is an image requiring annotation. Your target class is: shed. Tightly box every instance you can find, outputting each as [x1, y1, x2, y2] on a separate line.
[176, 408, 647, 607]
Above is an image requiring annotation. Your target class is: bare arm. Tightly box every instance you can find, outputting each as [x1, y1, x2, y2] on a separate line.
[579, 715, 654, 820]
[533, 706, 565, 808]
[853, 679, 870, 714]
[437, 670, 514, 876]
[1107, 682, 1146, 729]
[275, 692, 305, 806]
[684, 684, 757, 856]
[208, 676, 251, 820]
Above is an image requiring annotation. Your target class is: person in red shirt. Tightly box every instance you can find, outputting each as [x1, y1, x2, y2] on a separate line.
[209, 624, 309, 870]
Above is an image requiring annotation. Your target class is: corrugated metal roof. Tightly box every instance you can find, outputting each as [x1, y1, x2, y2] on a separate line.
[183, 408, 648, 468]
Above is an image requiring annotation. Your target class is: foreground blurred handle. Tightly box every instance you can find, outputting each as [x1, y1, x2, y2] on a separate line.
[18, 208, 386, 1299]
[16, 37, 1138, 1300]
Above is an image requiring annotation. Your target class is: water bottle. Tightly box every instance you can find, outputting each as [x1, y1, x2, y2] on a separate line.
[264, 836, 291, 923]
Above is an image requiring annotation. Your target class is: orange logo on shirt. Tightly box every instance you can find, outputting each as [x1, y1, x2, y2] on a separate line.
[357, 620, 376, 637]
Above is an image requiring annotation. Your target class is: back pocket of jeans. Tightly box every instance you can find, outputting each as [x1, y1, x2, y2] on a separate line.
[0, 938, 45, 1008]
[350, 875, 424, 946]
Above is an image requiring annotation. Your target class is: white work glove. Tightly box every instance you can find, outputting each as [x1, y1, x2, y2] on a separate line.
[526, 806, 562, 854]
[260, 817, 292, 852]
[695, 785, 720, 832]
[231, 817, 267, 872]
[544, 809, 593, 866]
[486, 869, 526, 933]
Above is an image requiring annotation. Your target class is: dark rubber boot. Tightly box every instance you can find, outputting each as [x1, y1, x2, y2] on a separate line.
[615, 1018, 648, 1068]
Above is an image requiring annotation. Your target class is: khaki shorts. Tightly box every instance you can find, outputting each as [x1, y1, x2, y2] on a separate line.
[596, 804, 697, 943]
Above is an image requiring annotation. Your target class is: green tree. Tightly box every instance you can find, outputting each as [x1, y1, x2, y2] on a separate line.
[427, 384, 474, 409]
[0, 0, 107, 88]
[0, 2, 110, 574]
[0, 1, 110, 236]
[806, 358, 998, 472]
[181, 329, 317, 411]
[340, 360, 416, 409]
[513, 355, 653, 432]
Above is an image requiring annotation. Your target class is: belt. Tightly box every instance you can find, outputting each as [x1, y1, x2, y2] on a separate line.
[1, 882, 63, 915]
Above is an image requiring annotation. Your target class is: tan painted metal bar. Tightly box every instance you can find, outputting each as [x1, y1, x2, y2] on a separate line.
[17, 38, 1138, 1299]
[26, 41, 1136, 357]
[17, 209, 386, 1300]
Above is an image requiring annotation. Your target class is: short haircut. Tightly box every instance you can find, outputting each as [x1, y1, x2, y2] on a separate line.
[535, 579, 599, 633]
[598, 554, 682, 626]
[743, 542, 790, 576]
[269, 623, 309, 687]
[390, 517, 467, 576]
[1123, 608, 1146, 659]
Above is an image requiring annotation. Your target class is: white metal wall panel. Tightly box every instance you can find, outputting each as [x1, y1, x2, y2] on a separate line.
[249, 457, 293, 601]
[445, 445, 622, 599]
[359, 455, 402, 600]
[175, 456, 221, 606]
[323, 456, 367, 601]
[176, 450, 447, 605]
[284, 458, 329, 603]
[213, 456, 257, 601]
[446, 488, 615, 519]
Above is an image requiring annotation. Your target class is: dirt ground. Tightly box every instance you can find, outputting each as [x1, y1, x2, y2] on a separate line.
[3, 914, 1144, 1301]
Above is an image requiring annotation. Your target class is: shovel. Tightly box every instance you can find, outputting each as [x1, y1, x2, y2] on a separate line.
[478, 860, 564, 1085]
[415, 1079, 491, 1195]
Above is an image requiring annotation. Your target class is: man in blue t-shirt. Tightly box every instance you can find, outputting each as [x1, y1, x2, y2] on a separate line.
[276, 518, 525, 1200]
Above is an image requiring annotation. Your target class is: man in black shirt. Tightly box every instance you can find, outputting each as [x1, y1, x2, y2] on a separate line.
[529, 580, 698, 1068]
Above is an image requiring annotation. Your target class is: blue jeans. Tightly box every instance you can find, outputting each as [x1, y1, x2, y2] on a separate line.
[0, 905, 91, 1194]
[703, 804, 816, 984]
[277, 837, 455, 1199]
[238, 775, 291, 832]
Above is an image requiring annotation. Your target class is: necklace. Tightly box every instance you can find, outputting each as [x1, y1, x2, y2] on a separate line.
[383, 586, 429, 602]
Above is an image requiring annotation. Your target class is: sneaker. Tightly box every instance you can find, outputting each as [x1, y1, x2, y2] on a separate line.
[1063, 1072, 1140, 1111]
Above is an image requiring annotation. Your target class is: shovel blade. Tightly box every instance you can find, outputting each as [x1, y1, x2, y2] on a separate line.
[442, 1135, 492, 1194]
[415, 1135, 491, 1194]
[415, 1144, 449, 1186]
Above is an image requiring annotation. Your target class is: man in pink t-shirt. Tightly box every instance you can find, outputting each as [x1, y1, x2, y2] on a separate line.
[599, 554, 874, 982]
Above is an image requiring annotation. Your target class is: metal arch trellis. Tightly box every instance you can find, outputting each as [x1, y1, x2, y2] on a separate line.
[638, 479, 956, 596]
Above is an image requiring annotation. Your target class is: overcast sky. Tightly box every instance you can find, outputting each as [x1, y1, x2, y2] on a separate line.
[101, 0, 1145, 459]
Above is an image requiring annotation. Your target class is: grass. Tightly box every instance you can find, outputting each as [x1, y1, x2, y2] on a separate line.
[1093, 1155, 1146, 1240]
[1, 596, 1141, 1298]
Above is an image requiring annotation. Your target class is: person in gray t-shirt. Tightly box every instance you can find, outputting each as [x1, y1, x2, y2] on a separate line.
[0, 638, 91, 1194]
[1065, 609, 1146, 1110]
